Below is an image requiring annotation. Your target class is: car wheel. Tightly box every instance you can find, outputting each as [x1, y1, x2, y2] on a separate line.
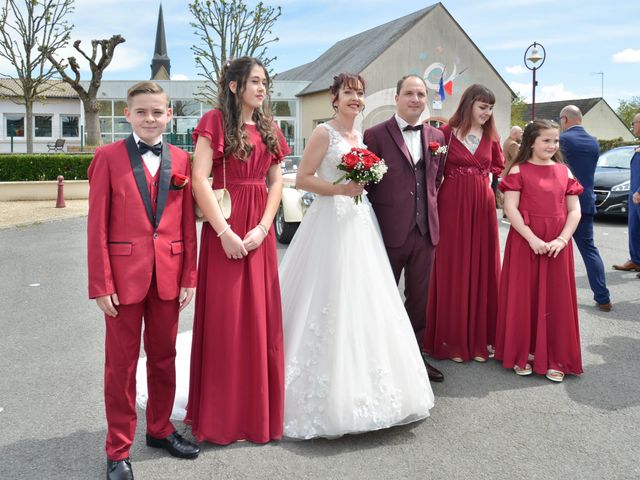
[275, 204, 299, 244]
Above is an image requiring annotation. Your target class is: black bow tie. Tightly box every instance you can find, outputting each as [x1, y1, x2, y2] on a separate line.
[138, 141, 162, 156]
[403, 124, 423, 132]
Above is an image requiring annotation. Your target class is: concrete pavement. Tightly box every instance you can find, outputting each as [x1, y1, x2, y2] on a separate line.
[0, 215, 639, 479]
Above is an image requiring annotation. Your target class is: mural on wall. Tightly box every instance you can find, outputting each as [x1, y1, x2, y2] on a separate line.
[359, 47, 469, 130]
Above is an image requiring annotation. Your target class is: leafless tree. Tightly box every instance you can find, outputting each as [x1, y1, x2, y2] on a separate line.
[0, 0, 74, 153]
[190, 0, 281, 103]
[44, 35, 126, 146]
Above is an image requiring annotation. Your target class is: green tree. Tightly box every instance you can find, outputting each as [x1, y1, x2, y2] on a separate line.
[43, 35, 126, 146]
[510, 93, 528, 128]
[190, 0, 282, 103]
[0, 0, 74, 153]
[616, 96, 640, 136]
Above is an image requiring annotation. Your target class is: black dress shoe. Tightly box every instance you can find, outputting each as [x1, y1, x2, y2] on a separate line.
[146, 431, 200, 459]
[420, 351, 444, 382]
[107, 458, 133, 480]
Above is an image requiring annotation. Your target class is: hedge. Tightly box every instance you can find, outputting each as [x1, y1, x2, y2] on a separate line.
[0, 154, 94, 181]
[599, 137, 638, 153]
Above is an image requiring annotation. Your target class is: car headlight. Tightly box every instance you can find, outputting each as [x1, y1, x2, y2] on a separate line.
[611, 180, 630, 192]
[301, 191, 316, 207]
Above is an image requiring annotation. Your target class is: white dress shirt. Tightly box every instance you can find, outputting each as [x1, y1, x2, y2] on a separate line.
[395, 114, 422, 164]
[133, 132, 162, 176]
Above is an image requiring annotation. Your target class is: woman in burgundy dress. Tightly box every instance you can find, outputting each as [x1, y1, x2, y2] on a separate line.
[495, 119, 583, 383]
[424, 84, 504, 363]
[186, 57, 289, 444]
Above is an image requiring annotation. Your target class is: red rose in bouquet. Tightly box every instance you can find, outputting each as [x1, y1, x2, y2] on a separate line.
[170, 173, 189, 190]
[333, 147, 388, 204]
[342, 151, 360, 170]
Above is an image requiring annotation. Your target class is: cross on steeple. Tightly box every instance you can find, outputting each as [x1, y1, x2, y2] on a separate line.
[150, 3, 170, 80]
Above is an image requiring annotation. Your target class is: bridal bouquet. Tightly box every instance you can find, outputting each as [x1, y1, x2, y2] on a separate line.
[333, 147, 387, 204]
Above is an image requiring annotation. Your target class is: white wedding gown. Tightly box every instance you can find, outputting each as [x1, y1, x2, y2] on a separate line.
[280, 123, 434, 440]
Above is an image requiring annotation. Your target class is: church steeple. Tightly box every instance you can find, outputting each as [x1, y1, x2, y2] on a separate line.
[150, 4, 170, 80]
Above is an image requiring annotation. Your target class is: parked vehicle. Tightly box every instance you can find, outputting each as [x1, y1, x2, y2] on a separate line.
[593, 145, 637, 218]
[275, 156, 316, 243]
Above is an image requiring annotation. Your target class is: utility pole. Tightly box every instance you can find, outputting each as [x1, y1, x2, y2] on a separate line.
[591, 71, 604, 98]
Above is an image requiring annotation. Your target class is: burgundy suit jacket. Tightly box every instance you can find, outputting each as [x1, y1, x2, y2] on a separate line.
[364, 116, 446, 248]
[87, 135, 197, 305]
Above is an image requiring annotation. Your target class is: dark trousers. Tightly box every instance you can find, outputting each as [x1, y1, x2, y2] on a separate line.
[629, 200, 640, 265]
[573, 214, 610, 304]
[104, 275, 178, 460]
[385, 226, 435, 346]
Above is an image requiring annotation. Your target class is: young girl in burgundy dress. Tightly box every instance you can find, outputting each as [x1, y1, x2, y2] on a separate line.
[495, 119, 583, 383]
[186, 56, 289, 443]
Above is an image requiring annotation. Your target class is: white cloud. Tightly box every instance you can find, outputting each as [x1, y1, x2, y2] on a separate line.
[505, 65, 527, 75]
[171, 74, 189, 81]
[612, 48, 640, 63]
[510, 81, 579, 103]
[106, 45, 147, 72]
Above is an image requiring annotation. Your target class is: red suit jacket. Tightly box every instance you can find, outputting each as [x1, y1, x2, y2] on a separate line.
[87, 135, 197, 305]
[364, 116, 447, 248]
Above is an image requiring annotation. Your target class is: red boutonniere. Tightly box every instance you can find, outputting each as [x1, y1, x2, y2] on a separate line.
[170, 173, 189, 190]
[429, 142, 448, 155]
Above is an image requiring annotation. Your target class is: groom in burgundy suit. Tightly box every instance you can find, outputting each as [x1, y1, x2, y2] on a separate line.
[364, 75, 446, 382]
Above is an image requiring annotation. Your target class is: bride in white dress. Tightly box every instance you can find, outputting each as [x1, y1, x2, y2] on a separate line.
[280, 73, 434, 440]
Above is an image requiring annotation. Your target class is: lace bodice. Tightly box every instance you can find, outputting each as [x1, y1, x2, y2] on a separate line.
[316, 123, 365, 183]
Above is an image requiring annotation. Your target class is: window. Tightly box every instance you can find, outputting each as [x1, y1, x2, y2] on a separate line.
[97, 101, 113, 116]
[5, 114, 25, 137]
[272, 101, 295, 117]
[172, 100, 201, 117]
[174, 117, 199, 134]
[61, 115, 79, 137]
[99, 118, 113, 134]
[34, 115, 53, 137]
[114, 101, 127, 116]
[114, 118, 132, 134]
[278, 119, 295, 152]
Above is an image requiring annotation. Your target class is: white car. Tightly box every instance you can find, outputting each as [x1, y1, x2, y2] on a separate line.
[275, 156, 316, 243]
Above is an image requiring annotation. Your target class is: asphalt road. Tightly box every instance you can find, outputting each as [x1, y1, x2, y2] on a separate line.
[1, 215, 639, 480]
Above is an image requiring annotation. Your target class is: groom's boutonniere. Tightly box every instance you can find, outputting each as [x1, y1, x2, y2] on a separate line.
[170, 173, 189, 190]
[429, 141, 447, 155]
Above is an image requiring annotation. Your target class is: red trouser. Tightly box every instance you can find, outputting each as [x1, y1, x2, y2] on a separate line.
[104, 276, 179, 460]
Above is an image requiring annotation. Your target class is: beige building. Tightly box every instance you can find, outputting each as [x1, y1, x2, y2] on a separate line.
[276, 2, 515, 144]
[524, 98, 635, 141]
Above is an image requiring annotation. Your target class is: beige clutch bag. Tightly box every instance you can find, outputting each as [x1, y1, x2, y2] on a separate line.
[196, 158, 231, 220]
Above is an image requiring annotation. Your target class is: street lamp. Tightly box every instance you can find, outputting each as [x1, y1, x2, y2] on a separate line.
[524, 42, 546, 120]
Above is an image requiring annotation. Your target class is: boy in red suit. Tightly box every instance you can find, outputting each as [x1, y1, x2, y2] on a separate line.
[87, 81, 199, 480]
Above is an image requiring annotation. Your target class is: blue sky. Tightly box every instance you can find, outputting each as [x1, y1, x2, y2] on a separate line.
[6, 0, 637, 109]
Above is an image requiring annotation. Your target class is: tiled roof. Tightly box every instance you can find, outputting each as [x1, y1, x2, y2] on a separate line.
[276, 5, 437, 96]
[524, 98, 601, 122]
[0, 78, 78, 98]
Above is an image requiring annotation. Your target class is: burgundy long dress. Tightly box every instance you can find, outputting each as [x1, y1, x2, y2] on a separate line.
[424, 124, 504, 361]
[495, 163, 584, 376]
[185, 109, 289, 444]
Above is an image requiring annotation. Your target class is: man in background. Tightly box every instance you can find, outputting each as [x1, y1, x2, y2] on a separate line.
[559, 105, 612, 311]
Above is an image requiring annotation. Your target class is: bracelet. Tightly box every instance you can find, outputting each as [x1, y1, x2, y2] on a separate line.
[217, 224, 231, 237]
[556, 236, 568, 246]
[257, 224, 269, 237]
